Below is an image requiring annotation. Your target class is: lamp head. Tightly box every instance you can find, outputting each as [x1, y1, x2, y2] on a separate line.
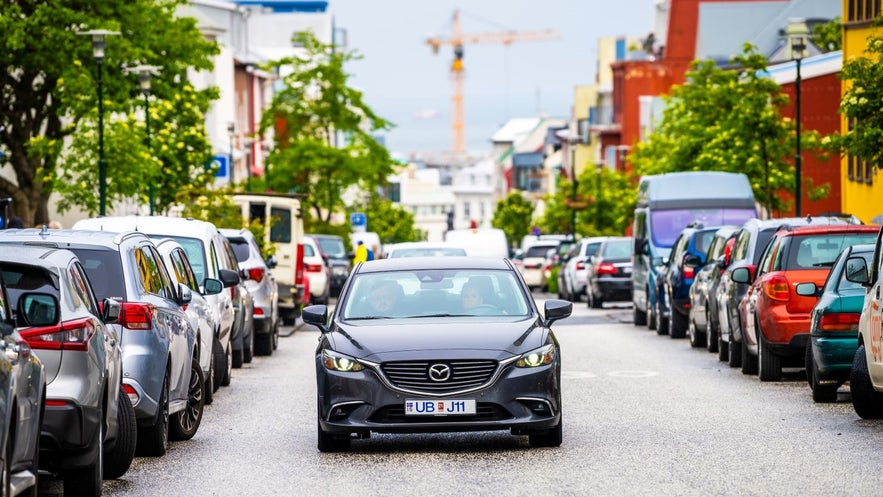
[77, 29, 120, 61]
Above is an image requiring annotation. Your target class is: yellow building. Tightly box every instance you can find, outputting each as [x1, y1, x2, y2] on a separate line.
[842, 0, 883, 223]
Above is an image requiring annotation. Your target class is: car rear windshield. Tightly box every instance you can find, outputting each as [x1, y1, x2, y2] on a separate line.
[390, 247, 467, 258]
[651, 208, 756, 248]
[0, 264, 60, 312]
[602, 239, 632, 259]
[152, 236, 208, 284]
[228, 237, 250, 262]
[317, 237, 346, 258]
[68, 248, 127, 301]
[526, 244, 558, 258]
[695, 230, 716, 255]
[783, 233, 878, 270]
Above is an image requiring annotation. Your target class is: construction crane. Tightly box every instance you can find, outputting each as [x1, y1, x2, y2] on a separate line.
[426, 10, 561, 154]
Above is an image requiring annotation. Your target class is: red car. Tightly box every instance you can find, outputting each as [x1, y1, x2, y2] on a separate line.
[731, 224, 878, 381]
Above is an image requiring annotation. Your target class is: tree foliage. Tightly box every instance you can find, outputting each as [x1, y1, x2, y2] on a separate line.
[812, 16, 842, 52]
[0, 0, 219, 224]
[538, 166, 635, 237]
[359, 195, 422, 244]
[491, 192, 535, 248]
[833, 28, 883, 167]
[260, 31, 397, 227]
[629, 44, 823, 214]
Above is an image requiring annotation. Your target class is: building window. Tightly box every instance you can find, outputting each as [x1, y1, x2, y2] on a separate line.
[848, 0, 882, 22]
[386, 182, 401, 202]
[463, 202, 471, 219]
[864, 161, 875, 184]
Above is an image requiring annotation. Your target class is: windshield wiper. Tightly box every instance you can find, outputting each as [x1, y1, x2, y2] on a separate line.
[402, 313, 472, 318]
[346, 316, 389, 320]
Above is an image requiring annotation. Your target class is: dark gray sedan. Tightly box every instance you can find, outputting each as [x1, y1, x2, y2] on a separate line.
[303, 256, 571, 452]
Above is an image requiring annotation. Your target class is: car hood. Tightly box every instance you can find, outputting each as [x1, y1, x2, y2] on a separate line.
[328, 317, 545, 362]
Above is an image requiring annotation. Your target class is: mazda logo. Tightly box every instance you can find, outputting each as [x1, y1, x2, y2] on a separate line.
[428, 364, 451, 382]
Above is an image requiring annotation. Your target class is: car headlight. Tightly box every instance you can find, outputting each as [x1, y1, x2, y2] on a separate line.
[322, 350, 364, 372]
[332, 266, 348, 276]
[516, 344, 556, 368]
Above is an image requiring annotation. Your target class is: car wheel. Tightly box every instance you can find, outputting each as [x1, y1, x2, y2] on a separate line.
[171, 357, 205, 441]
[670, 308, 687, 339]
[740, 336, 757, 375]
[254, 331, 273, 356]
[655, 299, 668, 336]
[64, 404, 103, 496]
[850, 345, 883, 419]
[317, 421, 350, 452]
[243, 325, 254, 364]
[706, 310, 719, 354]
[212, 337, 225, 394]
[232, 346, 244, 369]
[528, 416, 563, 448]
[137, 374, 169, 457]
[103, 387, 136, 480]
[688, 317, 706, 348]
[589, 287, 603, 309]
[646, 292, 656, 330]
[272, 320, 279, 350]
[633, 303, 648, 326]
[222, 342, 232, 386]
[204, 353, 215, 405]
[728, 336, 742, 368]
[717, 332, 729, 362]
[282, 315, 295, 326]
[757, 328, 782, 382]
[24, 387, 45, 497]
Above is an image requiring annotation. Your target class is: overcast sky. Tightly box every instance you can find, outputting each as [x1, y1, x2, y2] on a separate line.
[328, 0, 656, 157]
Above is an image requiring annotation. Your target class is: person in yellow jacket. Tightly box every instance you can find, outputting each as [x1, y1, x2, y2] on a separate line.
[353, 240, 368, 264]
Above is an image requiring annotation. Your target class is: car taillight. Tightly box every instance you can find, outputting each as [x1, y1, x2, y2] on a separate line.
[683, 266, 695, 279]
[305, 263, 323, 272]
[118, 302, 154, 331]
[596, 262, 617, 275]
[576, 261, 585, 270]
[764, 275, 790, 301]
[254, 308, 264, 317]
[20, 318, 96, 351]
[122, 383, 140, 406]
[248, 267, 265, 283]
[45, 400, 70, 407]
[295, 243, 305, 286]
[819, 312, 860, 332]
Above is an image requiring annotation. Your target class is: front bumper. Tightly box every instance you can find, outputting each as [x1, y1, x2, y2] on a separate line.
[317, 358, 561, 436]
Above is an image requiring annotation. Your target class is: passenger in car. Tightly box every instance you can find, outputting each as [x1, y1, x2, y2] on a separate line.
[461, 282, 485, 310]
[367, 280, 404, 315]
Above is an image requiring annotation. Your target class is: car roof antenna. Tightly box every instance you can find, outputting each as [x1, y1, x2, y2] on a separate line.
[805, 213, 813, 224]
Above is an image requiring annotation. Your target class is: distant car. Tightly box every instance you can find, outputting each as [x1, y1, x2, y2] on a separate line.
[662, 223, 720, 338]
[520, 241, 560, 291]
[0, 258, 46, 496]
[799, 244, 873, 402]
[386, 242, 468, 258]
[220, 233, 255, 369]
[304, 256, 572, 451]
[732, 224, 878, 381]
[303, 236, 332, 305]
[558, 237, 606, 302]
[221, 228, 280, 356]
[310, 234, 350, 297]
[585, 237, 633, 309]
[0, 240, 134, 491]
[687, 225, 739, 351]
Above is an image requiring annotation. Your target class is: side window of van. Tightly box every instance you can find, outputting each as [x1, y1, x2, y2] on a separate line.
[270, 207, 291, 243]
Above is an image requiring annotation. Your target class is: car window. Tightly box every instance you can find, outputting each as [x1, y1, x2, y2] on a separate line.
[303, 243, 316, 258]
[176, 248, 200, 290]
[0, 274, 8, 323]
[150, 246, 178, 301]
[733, 229, 750, 260]
[153, 236, 207, 284]
[70, 248, 127, 301]
[695, 230, 716, 255]
[752, 229, 777, 266]
[650, 208, 756, 248]
[134, 246, 172, 300]
[317, 237, 346, 258]
[270, 207, 291, 243]
[785, 233, 878, 270]
[601, 239, 631, 258]
[221, 238, 240, 270]
[756, 237, 779, 276]
[0, 263, 59, 315]
[229, 237, 251, 262]
[69, 262, 100, 316]
[584, 242, 602, 257]
[835, 251, 873, 292]
[390, 247, 467, 258]
[526, 245, 557, 258]
[341, 269, 529, 319]
[209, 240, 220, 277]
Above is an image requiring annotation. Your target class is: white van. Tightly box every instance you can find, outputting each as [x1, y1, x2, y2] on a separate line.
[444, 228, 509, 259]
[232, 194, 306, 325]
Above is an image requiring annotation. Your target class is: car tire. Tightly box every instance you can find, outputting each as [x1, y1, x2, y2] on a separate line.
[655, 299, 668, 336]
[244, 325, 254, 364]
[137, 374, 169, 457]
[528, 417, 563, 448]
[222, 342, 232, 386]
[171, 357, 205, 441]
[706, 310, 719, 354]
[255, 332, 273, 356]
[282, 315, 295, 327]
[63, 404, 103, 497]
[103, 387, 136, 480]
[850, 345, 883, 419]
[633, 303, 647, 326]
[729, 336, 742, 368]
[670, 308, 687, 339]
[272, 320, 279, 350]
[232, 347, 244, 369]
[646, 292, 656, 330]
[317, 421, 350, 452]
[204, 353, 215, 405]
[688, 317, 706, 348]
[757, 328, 782, 382]
[212, 337, 224, 394]
[589, 287, 603, 309]
[23, 387, 45, 497]
[717, 333, 729, 362]
[740, 337, 757, 375]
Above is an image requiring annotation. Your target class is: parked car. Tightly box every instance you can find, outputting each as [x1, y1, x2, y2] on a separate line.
[661, 223, 720, 338]
[0, 239, 134, 492]
[585, 237, 633, 309]
[687, 225, 739, 351]
[221, 228, 280, 356]
[558, 237, 607, 302]
[520, 241, 560, 291]
[19, 227, 207, 459]
[715, 216, 855, 369]
[798, 244, 873, 402]
[385, 241, 467, 258]
[304, 256, 572, 451]
[73, 216, 239, 391]
[310, 234, 350, 297]
[0, 259, 46, 496]
[731, 224, 878, 381]
[220, 234, 255, 369]
[155, 238, 223, 405]
[303, 236, 332, 305]
[844, 227, 883, 418]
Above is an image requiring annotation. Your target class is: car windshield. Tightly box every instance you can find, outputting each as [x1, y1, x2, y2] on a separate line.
[390, 247, 467, 258]
[317, 237, 346, 258]
[69, 248, 127, 301]
[784, 233, 878, 270]
[650, 208, 756, 248]
[341, 269, 530, 319]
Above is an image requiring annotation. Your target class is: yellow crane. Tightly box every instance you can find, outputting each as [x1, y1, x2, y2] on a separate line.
[426, 10, 561, 153]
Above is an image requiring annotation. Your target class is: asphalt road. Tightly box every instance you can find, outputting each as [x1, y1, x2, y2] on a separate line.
[38, 295, 883, 496]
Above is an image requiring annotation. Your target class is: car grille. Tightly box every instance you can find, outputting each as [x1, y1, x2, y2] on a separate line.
[380, 360, 498, 394]
[369, 403, 512, 423]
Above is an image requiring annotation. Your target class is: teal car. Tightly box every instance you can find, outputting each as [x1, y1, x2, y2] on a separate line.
[798, 244, 874, 403]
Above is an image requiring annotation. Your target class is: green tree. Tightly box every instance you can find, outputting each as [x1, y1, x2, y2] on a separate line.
[0, 0, 219, 224]
[630, 43, 823, 214]
[260, 31, 397, 227]
[812, 16, 842, 52]
[359, 195, 421, 244]
[539, 166, 636, 237]
[491, 192, 535, 248]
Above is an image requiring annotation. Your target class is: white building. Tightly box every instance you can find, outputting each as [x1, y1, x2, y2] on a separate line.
[451, 158, 497, 230]
[388, 166, 455, 242]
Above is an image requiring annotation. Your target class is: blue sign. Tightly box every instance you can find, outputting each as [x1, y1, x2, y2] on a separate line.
[212, 155, 228, 178]
[350, 212, 366, 227]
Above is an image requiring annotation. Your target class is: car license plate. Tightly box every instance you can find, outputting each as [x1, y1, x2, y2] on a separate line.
[405, 399, 476, 416]
[623, 267, 632, 274]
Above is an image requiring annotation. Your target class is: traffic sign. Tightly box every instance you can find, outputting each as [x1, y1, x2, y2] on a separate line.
[212, 155, 228, 179]
[351, 212, 366, 233]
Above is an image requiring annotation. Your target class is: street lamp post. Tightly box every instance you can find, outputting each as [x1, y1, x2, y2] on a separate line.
[78, 29, 120, 217]
[228, 122, 236, 186]
[569, 137, 579, 242]
[791, 33, 806, 216]
[126, 65, 161, 215]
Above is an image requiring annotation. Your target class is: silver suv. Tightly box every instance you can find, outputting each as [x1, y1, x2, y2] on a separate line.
[0, 229, 202, 459]
[0, 241, 134, 493]
[220, 228, 279, 356]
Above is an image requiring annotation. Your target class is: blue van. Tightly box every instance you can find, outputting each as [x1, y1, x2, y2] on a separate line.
[631, 171, 757, 328]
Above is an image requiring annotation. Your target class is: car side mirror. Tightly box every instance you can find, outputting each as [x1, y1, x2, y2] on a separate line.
[177, 283, 193, 307]
[203, 278, 224, 296]
[730, 266, 753, 284]
[346, 252, 355, 260]
[218, 268, 241, 288]
[16, 292, 59, 327]
[102, 298, 121, 324]
[845, 256, 870, 286]
[794, 282, 819, 297]
[302, 304, 329, 332]
[266, 255, 278, 269]
[542, 299, 572, 327]
[684, 254, 702, 267]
